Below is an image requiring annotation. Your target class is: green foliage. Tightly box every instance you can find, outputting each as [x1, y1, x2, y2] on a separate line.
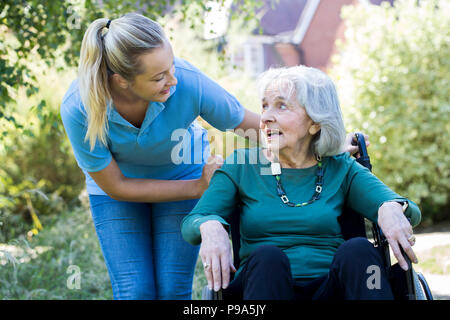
[0, 203, 204, 300]
[0, 69, 85, 242]
[192, 255, 208, 300]
[0, 0, 266, 241]
[0, 0, 264, 137]
[0, 207, 112, 299]
[331, 0, 450, 224]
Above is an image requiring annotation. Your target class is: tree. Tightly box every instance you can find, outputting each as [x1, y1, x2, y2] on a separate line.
[0, 0, 264, 135]
[331, 0, 450, 225]
[0, 0, 266, 240]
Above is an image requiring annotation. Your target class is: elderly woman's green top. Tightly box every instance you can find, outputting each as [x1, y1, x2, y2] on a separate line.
[181, 148, 421, 282]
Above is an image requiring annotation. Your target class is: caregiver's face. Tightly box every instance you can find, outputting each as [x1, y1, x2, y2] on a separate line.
[259, 82, 316, 153]
[130, 41, 178, 103]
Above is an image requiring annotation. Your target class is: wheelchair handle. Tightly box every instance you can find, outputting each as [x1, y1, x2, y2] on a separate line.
[352, 132, 372, 172]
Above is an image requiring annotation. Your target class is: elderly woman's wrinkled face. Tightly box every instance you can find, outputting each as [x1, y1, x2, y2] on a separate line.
[259, 82, 320, 155]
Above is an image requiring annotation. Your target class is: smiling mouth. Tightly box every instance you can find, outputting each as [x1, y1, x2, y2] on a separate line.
[266, 129, 283, 137]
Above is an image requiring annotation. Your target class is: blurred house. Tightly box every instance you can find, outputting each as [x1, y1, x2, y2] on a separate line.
[227, 0, 394, 76]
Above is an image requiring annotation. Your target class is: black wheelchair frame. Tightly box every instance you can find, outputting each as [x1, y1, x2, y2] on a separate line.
[202, 133, 433, 300]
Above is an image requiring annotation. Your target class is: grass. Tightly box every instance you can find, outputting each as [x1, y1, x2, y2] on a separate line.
[0, 207, 112, 300]
[0, 204, 209, 300]
[414, 244, 450, 275]
[192, 256, 208, 300]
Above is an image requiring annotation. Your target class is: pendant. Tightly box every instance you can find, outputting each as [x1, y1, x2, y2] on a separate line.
[271, 162, 281, 175]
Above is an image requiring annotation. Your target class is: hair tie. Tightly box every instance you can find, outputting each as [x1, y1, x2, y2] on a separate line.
[105, 19, 112, 29]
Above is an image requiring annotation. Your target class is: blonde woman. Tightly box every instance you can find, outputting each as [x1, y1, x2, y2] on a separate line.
[61, 13, 361, 300]
[60, 12, 261, 300]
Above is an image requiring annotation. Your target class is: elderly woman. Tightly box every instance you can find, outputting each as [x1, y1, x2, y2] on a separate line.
[181, 66, 421, 300]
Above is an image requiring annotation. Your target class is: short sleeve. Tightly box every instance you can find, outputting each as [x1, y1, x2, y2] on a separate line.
[198, 72, 245, 131]
[60, 95, 112, 173]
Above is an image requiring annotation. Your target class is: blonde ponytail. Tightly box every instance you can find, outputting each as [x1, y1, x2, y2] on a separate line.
[78, 13, 166, 150]
[79, 18, 110, 150]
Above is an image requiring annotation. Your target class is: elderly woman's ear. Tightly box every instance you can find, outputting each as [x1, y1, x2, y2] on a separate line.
[309, 123, 321, 136]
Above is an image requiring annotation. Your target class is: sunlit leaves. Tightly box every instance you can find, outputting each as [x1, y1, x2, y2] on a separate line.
[331, 0, 449, 223]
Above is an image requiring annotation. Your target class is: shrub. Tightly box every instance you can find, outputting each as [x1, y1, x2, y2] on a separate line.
[0, 70, 85, 242]
[331, 0, 450, 225]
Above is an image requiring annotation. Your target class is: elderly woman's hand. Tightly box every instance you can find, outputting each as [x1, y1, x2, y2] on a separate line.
[377, 201, 418, 271]
[343, 133, 370, 157]
[199, 220, 236, 292]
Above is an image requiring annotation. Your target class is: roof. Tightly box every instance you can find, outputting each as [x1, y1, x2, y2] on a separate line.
[254, 0, 308, 36]
[253, 0, 395, 38]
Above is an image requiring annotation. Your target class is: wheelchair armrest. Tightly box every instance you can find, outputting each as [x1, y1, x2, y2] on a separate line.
[201, 286, 223, 300]
[372, 222, 391, 273]
[372, 218, 420, 300]
[371, 215, 413, 266]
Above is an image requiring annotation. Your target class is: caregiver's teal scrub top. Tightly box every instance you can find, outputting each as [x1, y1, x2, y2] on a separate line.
[60, 57, 245, 195]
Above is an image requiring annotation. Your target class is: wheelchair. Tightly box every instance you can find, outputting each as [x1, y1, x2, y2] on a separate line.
[202, 133, 433, 300]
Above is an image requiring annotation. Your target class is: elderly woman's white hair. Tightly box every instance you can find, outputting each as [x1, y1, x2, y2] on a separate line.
[257, 65, 346, 157]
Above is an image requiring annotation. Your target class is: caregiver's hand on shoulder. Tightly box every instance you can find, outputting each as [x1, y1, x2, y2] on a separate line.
[342, 132, 370, 157]
[377, 201, 418, 271]
[199, 220, 236, 292]
[196, 155, 224, 197]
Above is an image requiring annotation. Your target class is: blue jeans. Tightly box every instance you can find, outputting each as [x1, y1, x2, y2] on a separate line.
[88, 195, 200, 300]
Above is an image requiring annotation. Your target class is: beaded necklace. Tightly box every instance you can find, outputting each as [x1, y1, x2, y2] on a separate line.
[271, 156, 323, 207]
